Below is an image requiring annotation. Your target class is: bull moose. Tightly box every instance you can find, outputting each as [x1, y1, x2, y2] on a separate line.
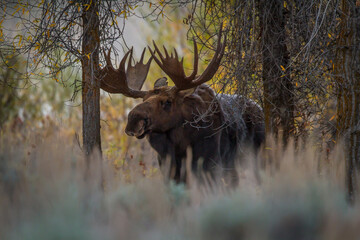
[99, 27, 264, 186]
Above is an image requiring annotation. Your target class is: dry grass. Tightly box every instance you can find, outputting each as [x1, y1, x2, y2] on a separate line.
[1, 125, 359, 240]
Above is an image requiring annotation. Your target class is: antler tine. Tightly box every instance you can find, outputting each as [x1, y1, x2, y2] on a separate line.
[192, 24, 226, 86]
[185, 37, 198, 81]
[152, 41, 165, 62]
[163, 45, 170, 58]
[148, 44, 165, 73]
[125, 48, 153, 93]
[99, 47, 151, 98]
[103, 48, 113, 68]
[120, 48, 132, 71]
[127, 47, 134, 70]
[150, 23, 225, 91]
[173, 47, 178, 59]
[139, 47, 146, 63]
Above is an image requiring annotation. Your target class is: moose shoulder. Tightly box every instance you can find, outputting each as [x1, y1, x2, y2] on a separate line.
[98, 27, 265, 186]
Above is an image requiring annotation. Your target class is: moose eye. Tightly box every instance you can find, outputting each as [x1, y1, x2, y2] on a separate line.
[161, 100, 172, 111]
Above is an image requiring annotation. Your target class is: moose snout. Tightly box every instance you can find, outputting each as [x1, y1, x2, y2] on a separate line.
[125, 128, 135, 136]
[125, 110, 149, 138]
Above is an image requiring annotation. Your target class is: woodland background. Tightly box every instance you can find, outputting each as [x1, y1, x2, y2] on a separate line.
[0, 0, 360, 239]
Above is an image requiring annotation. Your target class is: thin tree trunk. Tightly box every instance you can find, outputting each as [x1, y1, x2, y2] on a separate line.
[81, 0, 101, 159]
[258, 0, 294, 143]
[335, 0, 360, 204]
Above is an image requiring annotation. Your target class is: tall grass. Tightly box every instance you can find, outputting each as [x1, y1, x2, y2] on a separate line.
[1, 125, 359, 240]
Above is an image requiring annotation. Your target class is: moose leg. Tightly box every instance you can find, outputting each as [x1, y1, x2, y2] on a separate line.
[222, 149, 239, 188]
[220, 131, 239, 188]
[148, 133, 185, 183]
[191, 135, 223, 185]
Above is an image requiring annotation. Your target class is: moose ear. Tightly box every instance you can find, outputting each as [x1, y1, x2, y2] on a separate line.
[179, 87, 196, 97]
[154, 77, 168, 89]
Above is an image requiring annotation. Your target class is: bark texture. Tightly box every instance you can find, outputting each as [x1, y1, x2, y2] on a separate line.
[336, 0, 360, 203]
[81, 0, 101, 158]
[258, 0, 294, 143]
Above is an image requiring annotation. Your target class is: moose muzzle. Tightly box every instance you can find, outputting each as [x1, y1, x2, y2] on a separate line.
[125, 110, 150, 139]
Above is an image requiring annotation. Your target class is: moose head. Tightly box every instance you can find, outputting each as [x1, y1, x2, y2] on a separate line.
[99, 26, 225, 139]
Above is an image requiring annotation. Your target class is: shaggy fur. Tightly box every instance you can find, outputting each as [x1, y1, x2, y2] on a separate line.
[125, 84, 265, 185]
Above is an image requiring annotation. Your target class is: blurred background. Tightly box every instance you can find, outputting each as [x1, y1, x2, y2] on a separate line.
[1, 1, 360, 240]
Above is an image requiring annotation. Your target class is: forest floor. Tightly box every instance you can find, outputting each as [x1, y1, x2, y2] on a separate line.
[1, 122, 359, 240]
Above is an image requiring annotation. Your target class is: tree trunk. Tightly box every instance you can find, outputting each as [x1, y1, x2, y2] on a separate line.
[335, 0, 360, 204]
[81, 0, 101, 159]
[258, 0, 294, 143]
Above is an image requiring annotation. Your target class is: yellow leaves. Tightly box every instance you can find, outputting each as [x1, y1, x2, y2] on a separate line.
[38, 0, 45, 8]
[223, 17, 230, 28]
[280, 65, 286, 78]
[15, 34, 23, 47]
[329, 59, 335, 72]
[84, 0, 92, 11]
[45, 8, 49, 17]
[12, 6, 21, 16]
[111, 16, 118, 26]
[63, 52, 69, 62]
[15, 22, 22, 30]
[34, 42, 41, 51]
[280, 65, 286, 72]
[119, 10, 128, 19]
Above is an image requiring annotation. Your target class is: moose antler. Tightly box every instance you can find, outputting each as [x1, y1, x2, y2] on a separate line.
[98, 47, 152, 98]
[149, 24, 226, 91]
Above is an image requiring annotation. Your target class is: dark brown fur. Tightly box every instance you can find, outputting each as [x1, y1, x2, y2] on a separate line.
[125, 84, 264, 185]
